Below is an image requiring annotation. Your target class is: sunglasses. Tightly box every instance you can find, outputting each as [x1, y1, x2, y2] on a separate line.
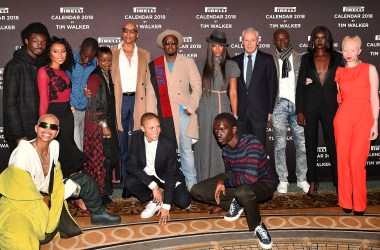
[122, 28, 138, 34]
[163, 40, 178, 45]
[38, 122, 60, 131]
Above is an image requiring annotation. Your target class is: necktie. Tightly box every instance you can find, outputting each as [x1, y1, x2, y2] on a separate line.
[246, 55, 252, 88]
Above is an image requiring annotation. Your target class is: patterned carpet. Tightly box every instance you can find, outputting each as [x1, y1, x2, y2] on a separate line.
[41, 189, 380, 250]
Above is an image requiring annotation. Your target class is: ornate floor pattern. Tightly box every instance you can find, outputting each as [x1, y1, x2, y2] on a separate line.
[41, 189, 380, 250]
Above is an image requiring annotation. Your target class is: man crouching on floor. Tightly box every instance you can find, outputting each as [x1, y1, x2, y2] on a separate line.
[125, 112, 191, 224]
[191, 113, 276, 249]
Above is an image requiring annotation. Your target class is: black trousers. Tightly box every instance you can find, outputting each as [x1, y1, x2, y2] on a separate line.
[125, 174, 191, 209]
[243, 111, 268, 148]
[190, 173, 275, 230]
[303, 111, 338, 186]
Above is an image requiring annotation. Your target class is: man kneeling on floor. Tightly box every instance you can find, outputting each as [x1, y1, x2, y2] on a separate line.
[191, 113, 276, 249]
[125, 113, 191, 224]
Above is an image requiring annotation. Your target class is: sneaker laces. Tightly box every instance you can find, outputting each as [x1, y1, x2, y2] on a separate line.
[256, 226, 270, 240]
[228, 199, 238, 214]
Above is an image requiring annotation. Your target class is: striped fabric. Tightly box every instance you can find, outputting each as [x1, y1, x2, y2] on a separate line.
[223, 134, 275, 188]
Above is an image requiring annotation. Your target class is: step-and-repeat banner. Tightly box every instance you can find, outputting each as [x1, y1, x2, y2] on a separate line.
[1, 0, 379, 180]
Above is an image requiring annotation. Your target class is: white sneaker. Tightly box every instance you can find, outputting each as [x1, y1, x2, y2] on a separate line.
[140, 201, 161, 219]
[297, 181, 310, 193]
[277, 181, 288, 193]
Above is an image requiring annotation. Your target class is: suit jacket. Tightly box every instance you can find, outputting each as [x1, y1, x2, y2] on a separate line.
[127, 131, 185, 205]
[232, 50, 278, 122]
[295, 51, 343, 114]
[146, 54, 202, 143]
[272, 50, 303, 107]
[111, 44, 150, 131]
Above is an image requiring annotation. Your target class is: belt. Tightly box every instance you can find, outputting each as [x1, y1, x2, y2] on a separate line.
[123, 92, 135, 96]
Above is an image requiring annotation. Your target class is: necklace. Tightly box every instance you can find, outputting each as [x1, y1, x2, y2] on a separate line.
[32, 141, 50, 176]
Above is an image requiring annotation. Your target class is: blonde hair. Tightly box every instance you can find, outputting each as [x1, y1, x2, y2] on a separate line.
[342, 35, 362, 50]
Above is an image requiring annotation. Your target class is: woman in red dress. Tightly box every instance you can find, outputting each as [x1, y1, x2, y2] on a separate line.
[334, 36, 379, 215]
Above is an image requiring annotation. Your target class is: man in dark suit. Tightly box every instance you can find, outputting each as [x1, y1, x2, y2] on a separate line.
[232, 27, 278, 147]
[125, 113, 191, 224]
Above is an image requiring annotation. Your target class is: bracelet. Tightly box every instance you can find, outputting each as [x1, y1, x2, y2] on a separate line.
[99, 121, 108, 128]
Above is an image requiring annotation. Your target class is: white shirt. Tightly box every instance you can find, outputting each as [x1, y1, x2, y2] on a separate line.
[118, 42, 138, 93]
[277, 54, 296, 104]
[8, 140, 60, 193]
[143, 136, 179, 210]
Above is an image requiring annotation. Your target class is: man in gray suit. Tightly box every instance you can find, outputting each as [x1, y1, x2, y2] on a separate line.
[271, 29, 308, 194]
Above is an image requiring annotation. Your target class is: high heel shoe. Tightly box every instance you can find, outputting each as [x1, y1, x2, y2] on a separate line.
[304, 182, 319, 200]
[353, 210, 364, 216]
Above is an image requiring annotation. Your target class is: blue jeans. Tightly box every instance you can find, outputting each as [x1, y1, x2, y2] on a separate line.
[119, 95, 135, 188]
[179, 110, 197, 190]
[271, 98, 307, 182]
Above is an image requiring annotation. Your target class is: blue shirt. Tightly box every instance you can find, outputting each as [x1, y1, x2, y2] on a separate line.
[66, 51, 97, 110]
[167, 62, 174, 73]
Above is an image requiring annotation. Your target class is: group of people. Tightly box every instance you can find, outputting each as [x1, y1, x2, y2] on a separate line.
[0, 20, 378, 249]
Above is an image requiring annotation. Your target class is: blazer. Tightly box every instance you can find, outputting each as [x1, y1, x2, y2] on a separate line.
[295, 51, 343, 114]
[146, 54, 202, 143]
[126, 131, 185, 205]
[111, 44, 150, 131]
[272, 50, 303, 107]
[232, 50, 278, 122]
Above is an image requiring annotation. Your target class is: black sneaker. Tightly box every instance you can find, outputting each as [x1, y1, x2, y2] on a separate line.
[224, 198, 244, 221]
[254, 221, 272, 249]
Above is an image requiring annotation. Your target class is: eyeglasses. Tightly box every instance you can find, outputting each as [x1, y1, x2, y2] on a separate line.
[38, 122, 60, 131]
[122, 28, 138, 34]
[163, 40, 178, 45]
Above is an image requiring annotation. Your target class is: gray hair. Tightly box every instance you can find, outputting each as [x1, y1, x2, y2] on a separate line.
[242, 27, 260, 40]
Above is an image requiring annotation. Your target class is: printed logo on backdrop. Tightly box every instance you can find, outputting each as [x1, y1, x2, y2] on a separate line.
[126, 7, 163, 29]
[0, 68, 3, 90]
[299, 35, 338, 50]
[52, 7, 93, 30]
[335, 6, 372, 28]
[366, 35, 380, 56]
[0, 127, 8, 149]
[231, 35, 270, 55]
[0, 7, 18, 31]
[368, 145, 380, 167]
[197, 7, 235, 29]
[98, 37, 121, 48]
[179, 36, 200, 58]
[267, 6, 304, 30]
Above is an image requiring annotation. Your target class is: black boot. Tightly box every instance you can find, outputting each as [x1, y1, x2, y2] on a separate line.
[91, 210, 121, 225]
[102, 195, 113, 206]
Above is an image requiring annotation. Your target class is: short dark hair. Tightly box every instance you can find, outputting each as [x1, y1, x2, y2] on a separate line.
[21, 22, 50, 46]
[308, 26, 334, 53]
[97, 46, 112, 57]
[81, 37, 98, 52]
[141, 112, 159, 126]
[214, 113, 238, 128]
